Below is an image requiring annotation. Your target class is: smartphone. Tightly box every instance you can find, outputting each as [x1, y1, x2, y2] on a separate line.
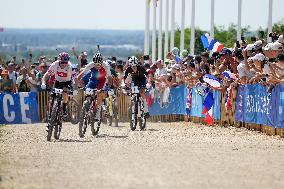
[236, 41, 240, 48]
[143, 55, 149, 61]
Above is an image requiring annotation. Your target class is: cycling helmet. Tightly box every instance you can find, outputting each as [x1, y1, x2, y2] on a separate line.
[93, 53, 103, 63]
[58, 52, 70, 62]
[128, 56, 138, 66]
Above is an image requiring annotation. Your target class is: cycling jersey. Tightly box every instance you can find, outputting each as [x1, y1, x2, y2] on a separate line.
[82, 61, 111, 90]
[124, 65, 147, 87]
[48, 61, 72, 82]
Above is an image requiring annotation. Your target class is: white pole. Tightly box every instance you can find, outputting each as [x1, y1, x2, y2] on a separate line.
[158, 0, 163, 59]
[210, 0, 215, 40]
[152, 0, 157, 62]
[190, 0, 195, 55]
[170, 0, 175, 51]
[237, 0, 242, 41]
[164, 0, 169, 59]
[144, 0, 150, 55]
[267, 0, 273, 42]
[180, 0, 185, 52]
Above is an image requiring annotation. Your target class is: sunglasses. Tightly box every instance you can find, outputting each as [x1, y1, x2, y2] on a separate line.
[61, 62, 68, 64]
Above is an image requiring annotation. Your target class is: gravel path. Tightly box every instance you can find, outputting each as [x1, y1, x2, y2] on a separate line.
[1, 122, 284, 189]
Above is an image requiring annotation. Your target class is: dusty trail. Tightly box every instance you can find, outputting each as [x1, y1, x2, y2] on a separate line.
[1, 122, 284, 189]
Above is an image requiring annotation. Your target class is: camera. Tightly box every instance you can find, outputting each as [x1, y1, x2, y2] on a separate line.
[269, 32, 279, 42]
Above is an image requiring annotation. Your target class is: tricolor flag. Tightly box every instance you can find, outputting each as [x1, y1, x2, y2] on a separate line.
[225, 84, 233, 111]
[222, 70, 237, 80]
[200, 33, 212, 49]
[146, 87, 155, 107]
[202, 91, 214, 125]
[208, 39, 224, 52]
[203, 74, 222, 89]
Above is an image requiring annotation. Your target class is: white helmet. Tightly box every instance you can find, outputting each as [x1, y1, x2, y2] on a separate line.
[128, 56, 138, 66]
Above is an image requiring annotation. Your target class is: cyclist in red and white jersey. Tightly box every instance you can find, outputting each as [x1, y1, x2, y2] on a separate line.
[41, 52, 78, 116]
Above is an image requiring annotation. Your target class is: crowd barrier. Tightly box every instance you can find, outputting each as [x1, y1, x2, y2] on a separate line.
[1, 84, 283, 137]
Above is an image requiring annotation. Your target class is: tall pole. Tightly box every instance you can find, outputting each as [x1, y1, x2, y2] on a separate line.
[180, 0, 185, 51]
[164, 0, 169, 59]
[190, 0, 195, 55]
[210, 0, 215, 40]
[152, 0, 157, 62]
[170, 0, 175, 51]
[158, 0, 163, 59]
[237, 0, 242, 41]
[144, 0, 150, 55]
[267, 0, 273, 42]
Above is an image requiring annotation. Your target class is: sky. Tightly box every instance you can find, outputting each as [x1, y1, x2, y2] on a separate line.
[0, 0, 284, 31]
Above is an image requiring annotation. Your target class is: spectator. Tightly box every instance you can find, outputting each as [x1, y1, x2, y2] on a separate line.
[7, 62, 18, 92]
[0, 70, 14, 93]
[16, 67, 37, 92]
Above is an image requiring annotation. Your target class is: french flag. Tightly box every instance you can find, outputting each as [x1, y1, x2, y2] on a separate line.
[208, 39, 224, 52]
[203, 74, 222, 89]
[202, 91, 214, 125]
[222, 70, 237, 80]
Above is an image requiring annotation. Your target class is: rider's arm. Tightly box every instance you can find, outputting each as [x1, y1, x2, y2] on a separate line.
[42, 63, 56, 85]
[77, 62, 94, 80]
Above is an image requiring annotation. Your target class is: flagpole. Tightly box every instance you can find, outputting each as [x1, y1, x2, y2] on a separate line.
[152, 0, 157, 62]
[180, 0, 185, 52]
[237, 0, 242, 42]
[170, 0, 175, 51]
[190, 0, 195, 55]
[164, 0, 169, 59]
[158, 0, 163, 59]
[267, 0, 273, 42]
[144, 0, 150, 55]
[210, 0, 215, 40]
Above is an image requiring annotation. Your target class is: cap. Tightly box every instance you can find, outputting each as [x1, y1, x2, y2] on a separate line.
[278, 35, 284, 43]
[171, 64, 180, 70]
[271, 42, 283, 51]
[245, 44, 255, 51]
[252, 53, 265, 62]
[171, 47, 180, 56]
[254, 40, 263, 50]
[220, 48, 232, 55]
[156, 59, 163, 64]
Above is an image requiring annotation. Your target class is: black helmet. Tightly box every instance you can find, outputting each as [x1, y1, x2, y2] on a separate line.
[93, 53, 103, 63]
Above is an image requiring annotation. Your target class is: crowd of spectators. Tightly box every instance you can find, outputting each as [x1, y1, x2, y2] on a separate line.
[0, 33, 284, 95]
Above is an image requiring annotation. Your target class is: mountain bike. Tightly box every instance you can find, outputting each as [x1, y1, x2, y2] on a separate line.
[104, 88, 118, 127]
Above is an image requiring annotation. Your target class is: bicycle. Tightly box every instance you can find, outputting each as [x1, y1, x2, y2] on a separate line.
[78, 88, 102, 138]
[46, 88, 74, 141]
[127, 85, 147, 131]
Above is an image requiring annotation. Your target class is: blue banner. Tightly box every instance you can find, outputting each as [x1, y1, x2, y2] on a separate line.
[270, 84, 284, 128]
[149, 85, 187, 116]
[234, 84, 273, 126]
[0, 92, 39, 124]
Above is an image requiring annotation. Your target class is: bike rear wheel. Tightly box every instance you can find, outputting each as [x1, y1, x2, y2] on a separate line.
[79, 101, 90, 138]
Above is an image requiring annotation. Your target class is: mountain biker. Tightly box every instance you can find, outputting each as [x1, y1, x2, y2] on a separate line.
[124, 56, 150, 118]
[77, 53, 111, 122]
[41, 52, 78, 117]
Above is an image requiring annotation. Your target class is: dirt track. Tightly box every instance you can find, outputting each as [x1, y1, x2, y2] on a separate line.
[1, 122, 284, 189]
